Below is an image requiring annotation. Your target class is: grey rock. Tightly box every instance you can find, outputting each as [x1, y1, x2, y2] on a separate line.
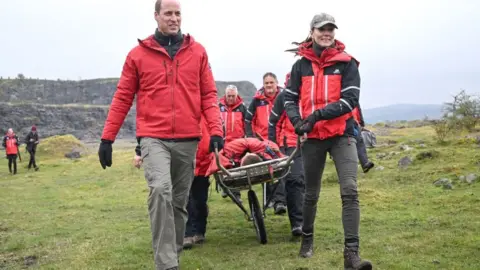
[466, 173, 477, 184]
[398, 156, 413, 169]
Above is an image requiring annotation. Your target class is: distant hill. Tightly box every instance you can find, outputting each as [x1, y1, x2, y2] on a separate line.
[362, 104, 444, 124]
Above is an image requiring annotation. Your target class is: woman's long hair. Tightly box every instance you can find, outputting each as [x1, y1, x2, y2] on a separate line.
[285, 32, 312, 54]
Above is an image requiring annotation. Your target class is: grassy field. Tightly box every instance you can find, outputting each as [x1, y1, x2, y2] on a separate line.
[1, 126, 479, 269]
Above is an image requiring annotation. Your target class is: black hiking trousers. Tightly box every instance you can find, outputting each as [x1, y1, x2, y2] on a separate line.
[355, 132, 369, 167]
[273, 146, 305, 228]
[7, 154, 17, 174]
[301, 136, 361, 247]
[185, 176, 210, 237]
[28, 148, 37, 169]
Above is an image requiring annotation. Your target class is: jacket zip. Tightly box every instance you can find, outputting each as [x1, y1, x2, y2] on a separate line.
[324, 75, 329, 106]
[230, 110, 234, 132]
[310, 75, 315, 114]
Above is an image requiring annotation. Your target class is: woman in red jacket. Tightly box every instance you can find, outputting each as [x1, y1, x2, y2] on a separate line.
[3, 128, 20, 175]
[284, 13, 372, 269]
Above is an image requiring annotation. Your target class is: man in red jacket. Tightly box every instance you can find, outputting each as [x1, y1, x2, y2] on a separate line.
[245, 72, 280, 140]
[268, 75, 305, 236]
[98, 1, 223, 269]
[245, 72, 282, 207]
[219, 85, 247, 144]
[218, 84, 247, 201]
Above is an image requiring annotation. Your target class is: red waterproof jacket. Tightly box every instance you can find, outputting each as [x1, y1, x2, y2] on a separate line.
[195, 117, 211, 176]
[3, 133, 19, 155]
[206, 138, 284, 176]
[352, 106, 365, 128]
[219, 95, 247, 144]
[101, 34, 223, 141]
[284, 40, 361, 140]
[245, 88, 279, 140]
[268, 90, 297, 148]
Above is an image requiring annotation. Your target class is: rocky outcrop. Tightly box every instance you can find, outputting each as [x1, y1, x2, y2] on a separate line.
[0, 102, 136, 141]
[0, 77, 258, 140]
[0, 78, 258, 106]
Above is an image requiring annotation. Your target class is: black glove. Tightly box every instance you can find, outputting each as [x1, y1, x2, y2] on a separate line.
[98, 139, 113, 169]
[294, 110, 322, 135]
[209, 135, 224, 153]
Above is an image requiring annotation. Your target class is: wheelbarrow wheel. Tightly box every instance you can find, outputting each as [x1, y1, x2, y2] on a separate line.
[248, 190, 267, 244]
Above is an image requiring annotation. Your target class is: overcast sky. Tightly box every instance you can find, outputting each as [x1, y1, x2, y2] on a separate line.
[1, 0, 479, 109]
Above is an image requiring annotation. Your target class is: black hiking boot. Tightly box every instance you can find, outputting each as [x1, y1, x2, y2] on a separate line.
[362, 162, 374, 173]
[344, 246, 372, 270]
[298, 234, 313, 258]
[274, 203, 287, 215]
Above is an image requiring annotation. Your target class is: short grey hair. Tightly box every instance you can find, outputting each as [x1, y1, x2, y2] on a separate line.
[225, 85, 238, 94]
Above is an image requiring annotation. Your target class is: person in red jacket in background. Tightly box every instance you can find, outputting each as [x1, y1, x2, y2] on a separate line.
[3, 128, 20, 175]
[98, 1, 224, 269]
[218, 84, 247, 201]
[219, 85, 247, 144]
[245, 72, 282, 207]
[352, 106, 374, 173]
[245, 72, 280, 140]
[268, 72, 305, 236]
[206, 137, 284, 176]
[183, 118, 211, 249]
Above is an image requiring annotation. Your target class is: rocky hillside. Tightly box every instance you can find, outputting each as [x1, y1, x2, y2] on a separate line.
[0, 77, 257, 141]
[0, 77, 257, 105]
[0, 102, 136, 141]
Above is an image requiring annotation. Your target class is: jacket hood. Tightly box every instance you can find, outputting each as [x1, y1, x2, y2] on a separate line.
[254, 87, 280, 101]
[137, 33, 194, 53]
[294, 39, 360, 67]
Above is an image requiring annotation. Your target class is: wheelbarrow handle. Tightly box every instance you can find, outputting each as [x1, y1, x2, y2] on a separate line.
[214, 142, 232, 177]
[284, 133, 307, 166]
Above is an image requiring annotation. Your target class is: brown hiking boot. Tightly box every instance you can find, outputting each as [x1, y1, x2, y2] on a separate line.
[344, 246, 372, 270]
[183, 237, 194, 249]
[298, 234, 314, 258]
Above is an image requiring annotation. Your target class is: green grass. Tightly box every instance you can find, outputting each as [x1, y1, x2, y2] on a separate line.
[1, 127, 480, 269]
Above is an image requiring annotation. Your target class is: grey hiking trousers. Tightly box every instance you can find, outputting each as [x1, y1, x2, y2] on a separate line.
[140, 137, 199, 270]
[301, 136, 360, 247]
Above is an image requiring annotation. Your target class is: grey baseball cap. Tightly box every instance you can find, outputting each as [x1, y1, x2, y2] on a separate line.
[310, 13, 338, 29]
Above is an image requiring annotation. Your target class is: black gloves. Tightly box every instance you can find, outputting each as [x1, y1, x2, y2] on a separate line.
[98, 139, 113, 169]
[294, 110, 322, 135]
[209, 135, 224, 153]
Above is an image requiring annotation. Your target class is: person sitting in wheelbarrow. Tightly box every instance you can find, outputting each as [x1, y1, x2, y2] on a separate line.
[206, 137, 285, 175]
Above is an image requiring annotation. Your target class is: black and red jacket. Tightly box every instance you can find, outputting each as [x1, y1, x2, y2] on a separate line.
[101, 33, 223, 142]
[284, 40, 360, 140]
[268, 90, 297, 148]
[245, 88, 279, 140]
[219, 95, 247, 144]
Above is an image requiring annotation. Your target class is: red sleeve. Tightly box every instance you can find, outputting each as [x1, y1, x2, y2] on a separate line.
[199, 50, 223, 137]
[101, 53, 139, 141]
